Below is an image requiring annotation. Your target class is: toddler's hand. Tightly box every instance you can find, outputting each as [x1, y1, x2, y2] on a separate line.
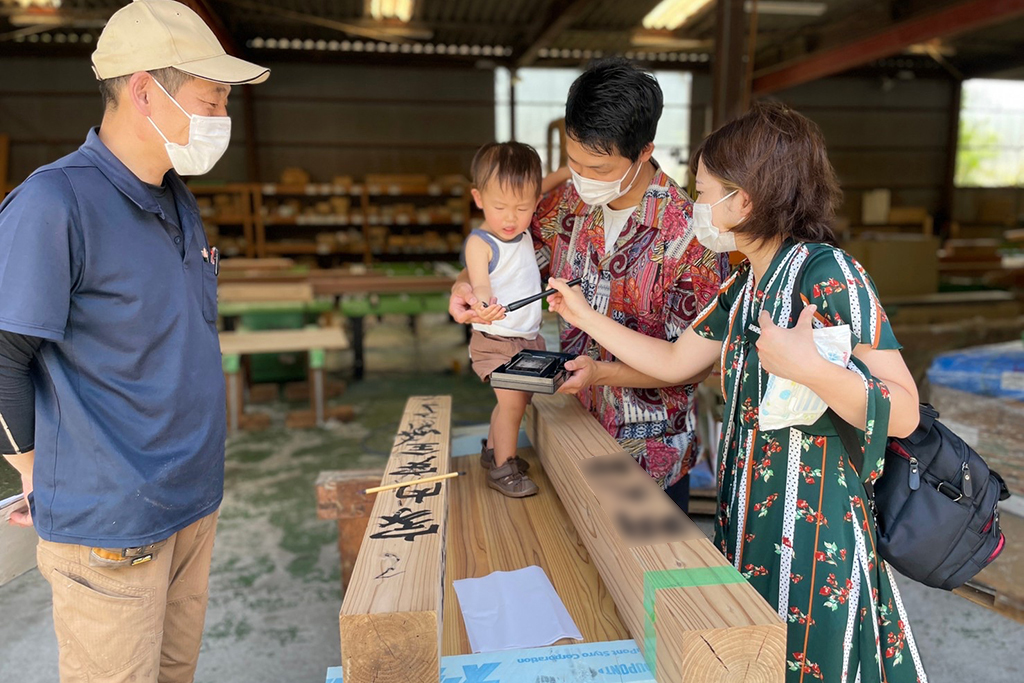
[472, 300, 507, 323]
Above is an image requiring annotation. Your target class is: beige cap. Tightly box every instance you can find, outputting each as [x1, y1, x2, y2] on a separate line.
[91, 0, 269, 85]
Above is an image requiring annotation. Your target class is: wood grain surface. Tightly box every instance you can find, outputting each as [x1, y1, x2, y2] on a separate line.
[339, 397, 451, 683]
[441, 448, 630, 656]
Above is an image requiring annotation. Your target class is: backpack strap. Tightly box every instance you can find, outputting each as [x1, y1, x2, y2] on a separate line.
[788, 244, 875, 501]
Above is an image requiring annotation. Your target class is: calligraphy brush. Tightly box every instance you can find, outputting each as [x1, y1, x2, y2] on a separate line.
[503, 277, 583, 312]
[362, 470, 467, 495]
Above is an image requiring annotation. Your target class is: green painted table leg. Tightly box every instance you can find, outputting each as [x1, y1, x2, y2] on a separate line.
[223, 353, 241, 435]
[310, 348, 326, 426]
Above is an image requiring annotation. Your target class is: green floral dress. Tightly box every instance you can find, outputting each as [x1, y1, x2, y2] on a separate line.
[693, 242, 928, 683]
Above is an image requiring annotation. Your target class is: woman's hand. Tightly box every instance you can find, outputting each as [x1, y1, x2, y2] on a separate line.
[547, 278, 595, 330]
[756, 305, 824, 384]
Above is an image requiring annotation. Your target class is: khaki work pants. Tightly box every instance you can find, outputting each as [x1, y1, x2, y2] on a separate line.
[36, 510, 219, 683]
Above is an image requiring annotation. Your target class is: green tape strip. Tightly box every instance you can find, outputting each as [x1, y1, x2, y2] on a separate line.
[309, 348, 326, 369]
[642, 565, 749, 675]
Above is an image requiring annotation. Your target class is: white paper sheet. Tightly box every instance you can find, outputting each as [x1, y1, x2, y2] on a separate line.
[453, 565, 583, 653]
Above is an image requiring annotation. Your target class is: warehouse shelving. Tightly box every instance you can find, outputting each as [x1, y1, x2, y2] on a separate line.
[189, 183, 258, 258]
[172, 178, 474, 265]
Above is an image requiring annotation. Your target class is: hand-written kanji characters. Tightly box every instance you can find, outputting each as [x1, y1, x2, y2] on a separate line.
[395, 420, 442, 447]
[395, 482, 442, 505]
[369, 507, 440, 541]
[391, 457, 438, 478]
[397, 442, 440, 457]
[413, 401, 439, 418]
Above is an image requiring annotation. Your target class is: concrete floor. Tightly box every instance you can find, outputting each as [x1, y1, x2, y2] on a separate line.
[2, 314, 1023, 682]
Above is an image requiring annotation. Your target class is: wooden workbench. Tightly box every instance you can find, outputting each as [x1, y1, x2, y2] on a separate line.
[219, 328, 352, 432]
[442, 448, 629, 655]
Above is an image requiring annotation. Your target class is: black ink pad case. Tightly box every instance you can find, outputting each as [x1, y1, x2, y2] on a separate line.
[489, 350, 578, 394]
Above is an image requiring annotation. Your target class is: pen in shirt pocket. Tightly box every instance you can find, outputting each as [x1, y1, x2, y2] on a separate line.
[201, 246, 220, 275]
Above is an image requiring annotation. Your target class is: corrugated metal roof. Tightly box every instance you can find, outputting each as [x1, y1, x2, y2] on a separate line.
[1, 0, 1023, 78]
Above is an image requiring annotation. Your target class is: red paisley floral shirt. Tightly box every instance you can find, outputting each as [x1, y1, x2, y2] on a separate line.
[530, 163, 729, 487]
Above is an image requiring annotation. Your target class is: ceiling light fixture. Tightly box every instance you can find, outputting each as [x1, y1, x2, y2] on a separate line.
[368, 0, 414, 23]
[744, 1, 827, 17]
[642, 0, 714, 31]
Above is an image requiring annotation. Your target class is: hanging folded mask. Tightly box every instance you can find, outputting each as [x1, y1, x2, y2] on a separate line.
[759, 324, 853, 431]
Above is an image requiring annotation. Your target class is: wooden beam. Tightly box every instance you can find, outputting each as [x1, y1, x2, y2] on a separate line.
[513, 0, 593, 68]
[441, 449, 630, 654]
[309, 274, 454, 297]
[217, 0, 426, 44]
[339, 396, 451, 683]
[218, 328, 349, 355]
[753, 0, 1024, 95]
[527, 395, 786, 682]
[217, 281, 314, 303]
[316, 469, 386, 592]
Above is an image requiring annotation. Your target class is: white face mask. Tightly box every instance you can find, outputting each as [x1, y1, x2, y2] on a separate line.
[692, 190, 740, 253]
[570, 159, 643, 207]
[147, 79, 231, 176]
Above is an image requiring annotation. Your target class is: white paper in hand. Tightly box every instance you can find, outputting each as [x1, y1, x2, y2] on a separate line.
[453, 565, 583, 653]
[759, 324, 852, 431]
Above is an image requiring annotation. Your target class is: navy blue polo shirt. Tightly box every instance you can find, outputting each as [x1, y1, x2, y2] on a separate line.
[0, 128, 226, 547]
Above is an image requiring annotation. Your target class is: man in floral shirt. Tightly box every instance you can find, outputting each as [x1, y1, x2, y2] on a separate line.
[451, 59, 728, 511]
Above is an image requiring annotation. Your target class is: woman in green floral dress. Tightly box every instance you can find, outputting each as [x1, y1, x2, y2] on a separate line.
[548, 101, 928, 683]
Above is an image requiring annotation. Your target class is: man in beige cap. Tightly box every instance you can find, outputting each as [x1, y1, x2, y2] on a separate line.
[0, 1, 268, 681]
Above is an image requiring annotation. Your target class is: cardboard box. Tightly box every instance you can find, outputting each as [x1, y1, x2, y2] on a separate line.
[841, 234, 940, 298]
[862, 188, 891, 225]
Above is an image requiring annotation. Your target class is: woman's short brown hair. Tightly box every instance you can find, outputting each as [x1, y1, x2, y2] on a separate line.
[690, 100, 842, 246]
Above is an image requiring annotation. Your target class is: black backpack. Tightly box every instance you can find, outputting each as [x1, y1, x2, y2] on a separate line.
[790, 247, 1010, 590]
[833, 406, 1009, 590]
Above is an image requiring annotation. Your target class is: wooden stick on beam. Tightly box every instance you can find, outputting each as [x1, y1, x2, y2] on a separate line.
[527, 394, 785, 682]
[339, 396, 451, 683]
[752, 0, 1024, 95]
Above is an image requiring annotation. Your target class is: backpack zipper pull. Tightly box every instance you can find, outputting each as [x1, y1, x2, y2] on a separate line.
[909, 457, 921, 490]
[962, 462, 973, 498]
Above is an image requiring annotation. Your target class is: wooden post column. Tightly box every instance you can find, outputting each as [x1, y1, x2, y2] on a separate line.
[713, 0, 750, 128]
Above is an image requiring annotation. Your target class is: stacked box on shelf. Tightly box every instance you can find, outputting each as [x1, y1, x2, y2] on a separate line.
[257, 170, 367, 262]
[365, 173, 431, 195]
[362, 174, 471, 262]
[253, 173, 471, 264]
[189, 183, 255, 258]
[841, 233, 940, 297]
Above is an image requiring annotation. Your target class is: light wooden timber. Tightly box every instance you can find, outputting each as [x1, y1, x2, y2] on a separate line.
[441, 448, 630, 656]
[527, 394, 786, 682]
[218, 328, 349, 356]
[339, 397, 452, 683]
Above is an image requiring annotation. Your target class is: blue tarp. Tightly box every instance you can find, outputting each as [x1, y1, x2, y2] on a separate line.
[927, 341, 1024, 401]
